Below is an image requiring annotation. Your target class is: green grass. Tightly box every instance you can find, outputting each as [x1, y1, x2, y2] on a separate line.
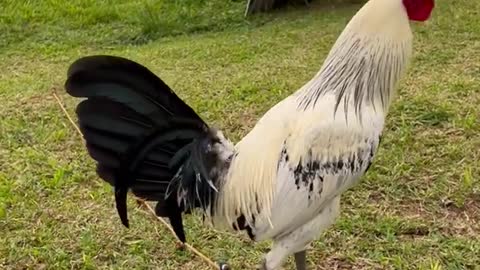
[1, 0, 479, 269]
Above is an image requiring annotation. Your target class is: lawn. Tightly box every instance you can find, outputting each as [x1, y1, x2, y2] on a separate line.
[0, 0, 479, 269]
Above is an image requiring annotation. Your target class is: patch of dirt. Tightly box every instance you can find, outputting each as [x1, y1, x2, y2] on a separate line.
[314, 255, 384, 270]
[439, 195, 480, 235]
[395, 195, 480, 237]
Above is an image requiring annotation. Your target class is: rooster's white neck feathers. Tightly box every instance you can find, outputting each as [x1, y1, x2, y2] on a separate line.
[297, 0, 413, 116]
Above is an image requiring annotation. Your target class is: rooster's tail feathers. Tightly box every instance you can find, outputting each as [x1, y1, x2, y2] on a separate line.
[65, 55, 232, 242]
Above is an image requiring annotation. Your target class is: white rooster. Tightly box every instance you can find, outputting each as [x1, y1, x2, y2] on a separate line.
[64, 0, 435, 269]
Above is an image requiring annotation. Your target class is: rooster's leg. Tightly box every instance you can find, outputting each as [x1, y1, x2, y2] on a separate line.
[260, 196, 341, 269]
[294, 250, 307, 270]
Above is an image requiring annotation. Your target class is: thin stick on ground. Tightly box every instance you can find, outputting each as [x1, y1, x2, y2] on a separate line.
[52, 91, 221, 270]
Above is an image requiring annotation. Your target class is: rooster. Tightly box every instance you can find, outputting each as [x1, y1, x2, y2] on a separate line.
[64, 0, 435, 269]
